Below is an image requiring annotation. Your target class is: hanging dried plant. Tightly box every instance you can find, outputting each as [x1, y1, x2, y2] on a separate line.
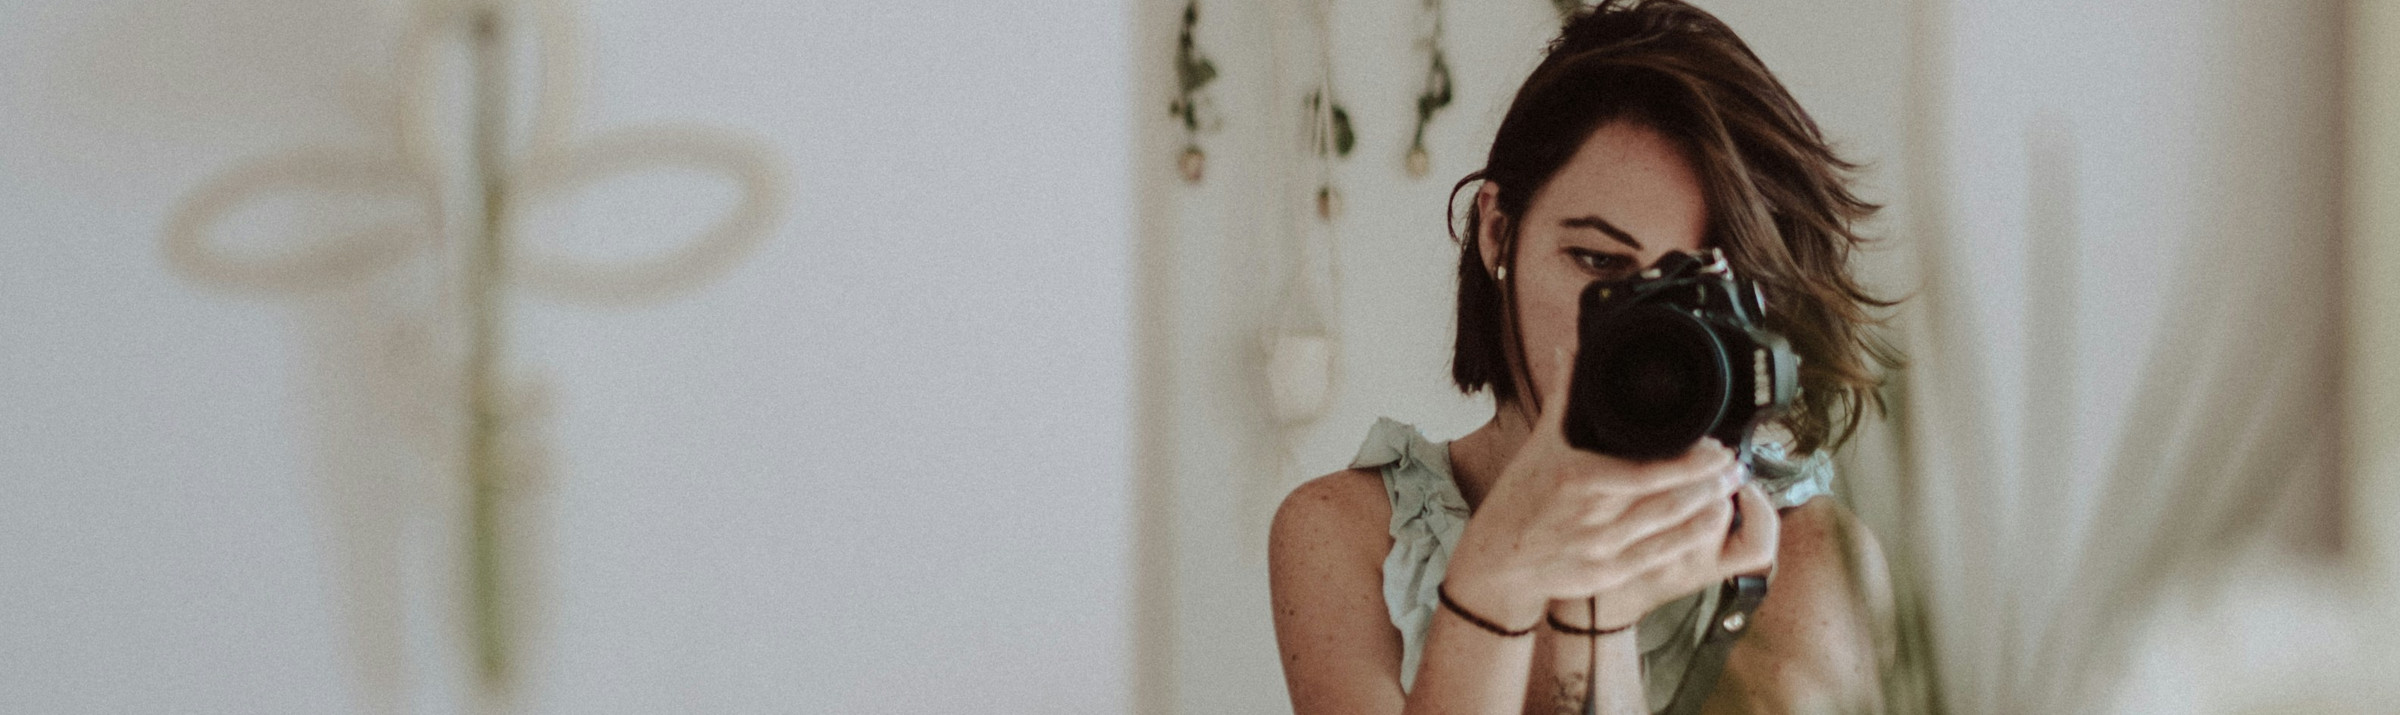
[1305, 89, 1357, 159]
[1406, 0, 1453, 178]
[1305, 89, 1353, 220]
[1169, 0, 1219, 183]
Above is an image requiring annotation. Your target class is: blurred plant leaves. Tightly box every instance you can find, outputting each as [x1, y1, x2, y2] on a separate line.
[1306, 90, 1355, 158]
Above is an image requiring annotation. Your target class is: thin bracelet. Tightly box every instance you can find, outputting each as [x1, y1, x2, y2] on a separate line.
[1546, 610, 1634, 636]
[1435, 581, 1536, 637]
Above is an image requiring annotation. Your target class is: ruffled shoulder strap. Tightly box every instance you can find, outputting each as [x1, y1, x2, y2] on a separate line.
[1745, 440, 1837, 509]
[1351, 418, 1469, 691]
[1350, 418, 1468, 534]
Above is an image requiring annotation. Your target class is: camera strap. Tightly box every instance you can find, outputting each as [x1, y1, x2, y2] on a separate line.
[1660, 574, 1769, 715]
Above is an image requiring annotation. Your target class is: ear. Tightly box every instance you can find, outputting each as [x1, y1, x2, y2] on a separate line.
[1475, 180, 1506, 278]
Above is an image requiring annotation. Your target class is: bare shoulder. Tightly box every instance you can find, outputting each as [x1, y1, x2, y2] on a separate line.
[1776, 497, 1898, 672]
[1270, 468, 1394, 557]
[1268, 469, 1397, 596]
[1703, 497, 1894, 714]
[1776, 498, 1894, 622]
[1268, 469, 1409, 712]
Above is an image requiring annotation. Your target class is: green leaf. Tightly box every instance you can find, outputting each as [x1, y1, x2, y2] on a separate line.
[1332, 105, 1355, 157]
[1180, 57, 1217, 93]
[1174, 0, 1217, 94]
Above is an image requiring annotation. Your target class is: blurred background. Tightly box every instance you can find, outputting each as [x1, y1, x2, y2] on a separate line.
[2, 0, 1133, 712]
[5, 0, 2399, 713]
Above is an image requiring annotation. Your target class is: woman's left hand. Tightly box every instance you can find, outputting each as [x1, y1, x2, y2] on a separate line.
[1544, 479, 1779, 631]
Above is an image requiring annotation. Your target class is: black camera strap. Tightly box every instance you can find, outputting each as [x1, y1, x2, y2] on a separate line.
[1661, 574, 1769, 715]
[1575, 574, 1768, 715]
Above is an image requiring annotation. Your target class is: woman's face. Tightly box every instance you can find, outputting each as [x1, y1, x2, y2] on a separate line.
[1477, 119, 1710, 408]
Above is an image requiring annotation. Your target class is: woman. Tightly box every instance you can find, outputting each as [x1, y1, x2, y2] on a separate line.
[1267, 2, 1899, 713]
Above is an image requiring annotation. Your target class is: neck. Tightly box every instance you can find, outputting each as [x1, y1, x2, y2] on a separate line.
[1449, 399, 1536, 511]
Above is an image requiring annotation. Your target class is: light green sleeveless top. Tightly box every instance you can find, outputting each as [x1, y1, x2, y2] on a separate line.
[1353, 417, 1833, 713]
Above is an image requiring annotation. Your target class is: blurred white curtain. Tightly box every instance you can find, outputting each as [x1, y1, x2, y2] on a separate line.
[2347, 0, 2400, 705]
[1885, 1, 2352, 711]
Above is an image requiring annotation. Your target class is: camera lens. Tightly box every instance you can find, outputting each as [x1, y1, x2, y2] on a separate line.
[1610, 339, 1702, 416]
[1566, 304, 1734, 459]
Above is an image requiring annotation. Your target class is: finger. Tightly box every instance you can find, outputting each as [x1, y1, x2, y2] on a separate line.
[1603, 494, 1734, 576]
[1607, 441, 1739, 494]
[1675, 438, 1737, 476]
[1585, 461, 1743, 548]
[1532, 345, 1579, 439]
[1718, 483, 1781, 576]
[1581, 509, 1730, 601]
[1619, 547, 1724, 608]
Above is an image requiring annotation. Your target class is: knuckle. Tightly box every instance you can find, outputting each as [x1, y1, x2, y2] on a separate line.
[1583, 505, 1624, 531]
[1748, 509, 1782, 539]
[1696, 501, 1734, 531]
[1622, 459, 1670, 486]
[1545, 463, 1577, 489]
[1675, 544, 1711, 573]
[1649, 538, 1698, 572]
[1733, 548, 1773, 574]
[1683, 480, 1724, 507]
[1732, 533, 1776, 568]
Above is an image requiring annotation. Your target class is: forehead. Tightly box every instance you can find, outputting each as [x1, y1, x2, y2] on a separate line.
[1524, 120, 1709, 251]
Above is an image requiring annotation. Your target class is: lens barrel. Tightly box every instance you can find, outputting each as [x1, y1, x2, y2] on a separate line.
[1566, 303, 1737, 459]
[1561, 258, 1795, 461]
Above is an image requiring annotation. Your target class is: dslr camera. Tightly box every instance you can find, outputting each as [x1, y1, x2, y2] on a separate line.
[1563, 249, 1800, 461]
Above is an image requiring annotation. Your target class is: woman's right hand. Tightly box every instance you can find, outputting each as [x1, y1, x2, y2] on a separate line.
[1441, 348, 1780, 632]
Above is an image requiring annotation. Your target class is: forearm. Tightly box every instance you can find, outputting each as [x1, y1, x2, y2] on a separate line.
[1399, 606, 1648, 715]
[1539, 603, 1647, 715]
[1401, 604, 1539, 715]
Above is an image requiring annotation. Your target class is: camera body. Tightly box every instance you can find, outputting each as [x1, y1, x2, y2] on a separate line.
[1563, 249, 1800, 461]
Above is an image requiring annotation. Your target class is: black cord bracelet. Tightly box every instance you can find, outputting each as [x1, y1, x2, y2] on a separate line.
[1546, 610, 1634, 637]
[1435, 581, 1536, 637]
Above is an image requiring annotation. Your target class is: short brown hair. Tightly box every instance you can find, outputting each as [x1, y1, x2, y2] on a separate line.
[1450, 0, 1900, 453]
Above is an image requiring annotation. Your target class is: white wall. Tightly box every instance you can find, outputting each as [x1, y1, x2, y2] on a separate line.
[0, 1, 1132, 713]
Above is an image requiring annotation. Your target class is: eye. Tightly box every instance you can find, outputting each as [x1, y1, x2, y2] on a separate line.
[1567, 247, 1635, 277]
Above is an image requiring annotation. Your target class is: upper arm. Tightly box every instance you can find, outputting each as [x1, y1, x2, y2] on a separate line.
[1269, 469, 1410, 715]
[1701, 497, 1895, 715]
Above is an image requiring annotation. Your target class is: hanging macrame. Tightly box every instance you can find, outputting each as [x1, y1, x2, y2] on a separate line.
[161, 0, 784, 702]
[1262, 0, 1348, 429]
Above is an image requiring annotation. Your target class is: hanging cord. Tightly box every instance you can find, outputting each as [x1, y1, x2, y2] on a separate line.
[1539, 595, 1628, 714]
[1588, 597, 1600, 715]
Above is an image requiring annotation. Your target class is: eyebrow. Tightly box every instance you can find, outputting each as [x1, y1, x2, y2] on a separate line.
[1559, 216, 1645, 251]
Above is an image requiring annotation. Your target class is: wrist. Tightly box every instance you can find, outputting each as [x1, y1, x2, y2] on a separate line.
[1438, 567, 1543, 632]
[1545, 598, 1641, 634]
